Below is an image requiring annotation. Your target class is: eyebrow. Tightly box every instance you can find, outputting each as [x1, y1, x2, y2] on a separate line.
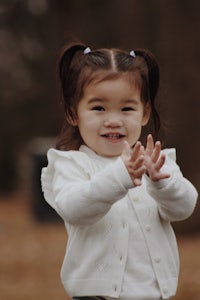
[87, 98, 104, 104]
[87, 98, 139, 105]
[121, 99, 139, 105]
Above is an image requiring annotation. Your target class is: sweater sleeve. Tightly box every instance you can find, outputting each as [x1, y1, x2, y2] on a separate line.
[41, 149, 133, 226]
[146, 148, 198, 222]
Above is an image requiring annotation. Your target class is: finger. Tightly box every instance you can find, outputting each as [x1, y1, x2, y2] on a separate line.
[131, 141, 142, 161]
[158, 173, 171, 180]
[128, 164, 146, 178]
[128, 153, 145, 168]
[151, 141, 161, 163]
[153, 172, 171, 181]
[133, 155, 145, 169]
[146, 134, 154, 156]
[154, 153, 166, 171]
[133, 178, 142, 186]
[140, 145, 145, 156]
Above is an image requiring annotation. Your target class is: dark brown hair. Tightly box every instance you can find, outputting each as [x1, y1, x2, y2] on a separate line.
[56, 42, 160, 150]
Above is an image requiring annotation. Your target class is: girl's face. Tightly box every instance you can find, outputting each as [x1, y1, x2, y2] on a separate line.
[72, 74, 150, 157]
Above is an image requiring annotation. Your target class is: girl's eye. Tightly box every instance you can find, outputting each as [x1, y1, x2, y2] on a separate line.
[92, 106, 105, 111]
[122, 107, 134, 111]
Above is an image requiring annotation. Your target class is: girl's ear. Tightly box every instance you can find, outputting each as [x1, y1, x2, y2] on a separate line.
[142, 102, 151, 126]
[66, 108, 78, 126]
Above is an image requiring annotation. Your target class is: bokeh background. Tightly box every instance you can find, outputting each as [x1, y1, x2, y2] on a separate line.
[0, 0, 199, 299]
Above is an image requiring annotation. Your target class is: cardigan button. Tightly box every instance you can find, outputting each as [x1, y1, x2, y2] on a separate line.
[154, 257, 161, 263]
[145, 224, 151, 232]
[122, 221, 127, 229]
[163, 287, 168, 294]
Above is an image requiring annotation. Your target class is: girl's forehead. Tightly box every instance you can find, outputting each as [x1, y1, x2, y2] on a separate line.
[81, 72, 142, 104]
[83, 70, 141, 89]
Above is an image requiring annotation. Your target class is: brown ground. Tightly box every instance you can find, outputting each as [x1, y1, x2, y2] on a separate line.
[0, 193, 200, 300]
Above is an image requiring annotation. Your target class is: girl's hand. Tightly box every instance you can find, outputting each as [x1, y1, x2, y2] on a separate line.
[121, 141, 146, 186]
[145, 134, 170, 181]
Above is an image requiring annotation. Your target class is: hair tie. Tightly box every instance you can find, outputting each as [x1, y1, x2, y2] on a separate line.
[129, 50, 136, 58]
[84, 47, 91, 55]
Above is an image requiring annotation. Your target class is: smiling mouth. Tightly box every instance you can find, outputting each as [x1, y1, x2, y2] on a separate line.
[101, 133, 125, 139]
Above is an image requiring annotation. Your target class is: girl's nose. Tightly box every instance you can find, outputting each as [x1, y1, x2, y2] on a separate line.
[104, 115, 123, 128]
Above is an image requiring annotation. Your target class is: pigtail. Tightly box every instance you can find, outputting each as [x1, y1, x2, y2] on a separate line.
[135, 49, 159, 100]
[59, 43, 86, 80]
[58, 43, 86, 105]
[135, 49, 161, 134]
[56, 43, 86, 150]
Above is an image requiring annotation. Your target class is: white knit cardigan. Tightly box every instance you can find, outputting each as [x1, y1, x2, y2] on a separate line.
[41, 145, 197, 300]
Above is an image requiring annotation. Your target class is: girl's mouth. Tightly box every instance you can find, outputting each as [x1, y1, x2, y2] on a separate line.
[101, 133, 125, 140]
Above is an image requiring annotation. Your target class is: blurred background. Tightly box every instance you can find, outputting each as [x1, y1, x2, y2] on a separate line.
[0, 0, 199, 299]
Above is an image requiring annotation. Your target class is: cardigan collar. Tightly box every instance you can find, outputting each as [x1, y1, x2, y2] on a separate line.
[79, 145, 118, 163]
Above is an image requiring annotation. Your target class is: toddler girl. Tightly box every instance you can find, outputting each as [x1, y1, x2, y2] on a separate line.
[41, 43, 197, 300]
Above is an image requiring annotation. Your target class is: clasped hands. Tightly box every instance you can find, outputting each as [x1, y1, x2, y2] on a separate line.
[121, 134, 170, 186]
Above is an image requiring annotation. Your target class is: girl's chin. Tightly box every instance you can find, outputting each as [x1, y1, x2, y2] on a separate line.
[88, 142, 125, 157]
[95, 148, 123, 158]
